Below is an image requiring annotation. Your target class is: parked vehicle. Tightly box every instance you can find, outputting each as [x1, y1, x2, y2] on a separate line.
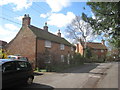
[7, 55, 28, 61]
[0, 59, 34, 88]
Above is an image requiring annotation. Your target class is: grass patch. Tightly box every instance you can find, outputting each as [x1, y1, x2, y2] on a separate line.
[34, 68, 47, 72]
[40, 69, 47, 72]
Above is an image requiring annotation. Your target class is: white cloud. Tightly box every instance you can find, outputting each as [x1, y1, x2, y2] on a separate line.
[4, 24, 19, 31]
[0, 0, 32, 11]
[0, 24, 19, 42]
[46, 0, 71, 12]
[40, 14, 48, 18]
[40, 12, 52, 18]
[47, 12, 75, 27]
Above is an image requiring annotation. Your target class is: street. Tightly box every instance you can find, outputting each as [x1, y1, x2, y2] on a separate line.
[23, 62, 119, 89]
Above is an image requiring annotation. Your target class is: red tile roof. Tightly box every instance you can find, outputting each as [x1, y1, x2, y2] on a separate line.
[81, 42, 107, 50]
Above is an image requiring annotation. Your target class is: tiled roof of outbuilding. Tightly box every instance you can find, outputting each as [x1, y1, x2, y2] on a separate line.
[81, 42, 107, 50]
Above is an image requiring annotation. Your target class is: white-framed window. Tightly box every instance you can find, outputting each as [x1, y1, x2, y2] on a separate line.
[45, 40, 51, 48]
[71, 47, 74, 51]
[60, 44, 65, 50]
[61, 55, 64, 62]
[71, 55, 74, 59]
[101, 50, 104, 52]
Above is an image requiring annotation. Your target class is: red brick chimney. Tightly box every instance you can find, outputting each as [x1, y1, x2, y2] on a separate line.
[57, 29, 61, 37]
[22, 14, 31, 26]
[43, 22, 48, 32]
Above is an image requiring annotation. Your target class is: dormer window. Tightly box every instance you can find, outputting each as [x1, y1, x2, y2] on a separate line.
[45, 40, 51, 48]
[60, 44, 65, 50]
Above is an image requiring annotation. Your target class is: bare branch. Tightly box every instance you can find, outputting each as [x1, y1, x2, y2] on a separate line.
[66, 15, 96, 43]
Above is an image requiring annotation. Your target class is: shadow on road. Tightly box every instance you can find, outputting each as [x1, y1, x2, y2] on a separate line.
[13, 83, 54, 90]
[59, 63, 99, 73]
[27, 83, 54, 88]
[34, 72, 44, 76]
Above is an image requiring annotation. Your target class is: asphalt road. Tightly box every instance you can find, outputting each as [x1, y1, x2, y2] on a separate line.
[22, 62, 119, 89]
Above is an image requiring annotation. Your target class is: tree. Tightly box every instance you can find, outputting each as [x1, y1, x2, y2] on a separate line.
[86, 2, 119, 36]
[83, 2, 120, 58]
[85, 48, 92, 58]
[66, 15, 96, 57]
[0, 49, 9, 59]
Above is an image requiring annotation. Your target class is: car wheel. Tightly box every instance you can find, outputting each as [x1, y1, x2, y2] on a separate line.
[27, 77, 33, 85]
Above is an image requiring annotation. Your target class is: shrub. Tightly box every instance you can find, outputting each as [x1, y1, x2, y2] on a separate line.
[72, 53, 84, 64]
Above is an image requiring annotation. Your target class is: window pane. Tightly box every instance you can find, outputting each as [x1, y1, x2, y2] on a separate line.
[2, 62, 16, 72]
[60, 44, 64, 50]
[17, 61, 27, 70]
[61, 55, 64, 62]
[45, 40, 51, 48]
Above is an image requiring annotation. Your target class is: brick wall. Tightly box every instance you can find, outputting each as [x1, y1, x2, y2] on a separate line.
[6, 26, 36, 68]
[76, 43, 107, 59]
[76, 43, 83, 55]
[36, 39, 75, 68]
[92, 49, 107, 59]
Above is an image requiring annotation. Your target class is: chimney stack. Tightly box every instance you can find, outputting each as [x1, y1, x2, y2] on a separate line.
[101, 39, 105, 45]
[43, 22, 48, 32]
[22, 14, 31, 26]
[57, 29, 61, 37]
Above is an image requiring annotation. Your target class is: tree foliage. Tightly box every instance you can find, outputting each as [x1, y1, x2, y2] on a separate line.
[84, 2, 120, 47]
[0, 49, 9, 59]
[83, 2, 120, 54]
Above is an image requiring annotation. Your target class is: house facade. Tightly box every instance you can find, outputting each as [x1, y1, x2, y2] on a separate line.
[5, 14, 75, 68]
[76, 40, 107, 59]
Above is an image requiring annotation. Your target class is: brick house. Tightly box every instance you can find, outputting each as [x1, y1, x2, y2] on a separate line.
[0, 40, 7, 49]
[5, 14, 75, 68]
[76, 40, 107, 59]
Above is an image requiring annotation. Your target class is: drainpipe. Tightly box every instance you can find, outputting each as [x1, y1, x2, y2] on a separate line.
[35, 37, 38, 69]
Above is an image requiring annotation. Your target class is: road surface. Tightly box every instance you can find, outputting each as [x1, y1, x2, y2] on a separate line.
[96, 62, 118, 88]
[23, 62, 119, 89]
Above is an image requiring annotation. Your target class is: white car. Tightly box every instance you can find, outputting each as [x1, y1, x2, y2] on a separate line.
[7, 55, 28, 61]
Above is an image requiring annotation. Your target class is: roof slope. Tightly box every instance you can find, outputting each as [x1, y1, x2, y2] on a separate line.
[81, 42, 107, 50]
[28, 25, 72, 46]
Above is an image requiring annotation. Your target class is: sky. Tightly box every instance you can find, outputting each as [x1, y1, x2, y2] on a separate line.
[0, 0, 102, 43]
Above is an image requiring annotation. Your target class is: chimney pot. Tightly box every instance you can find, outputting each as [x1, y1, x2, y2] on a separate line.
[22, 14, 31, 26]
[43, 22, 48, 32]
[57, 29, 61, 37]
[101, 39, 105, 45]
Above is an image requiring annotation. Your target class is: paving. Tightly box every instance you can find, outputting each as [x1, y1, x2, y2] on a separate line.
[95, 62, 118, 88]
